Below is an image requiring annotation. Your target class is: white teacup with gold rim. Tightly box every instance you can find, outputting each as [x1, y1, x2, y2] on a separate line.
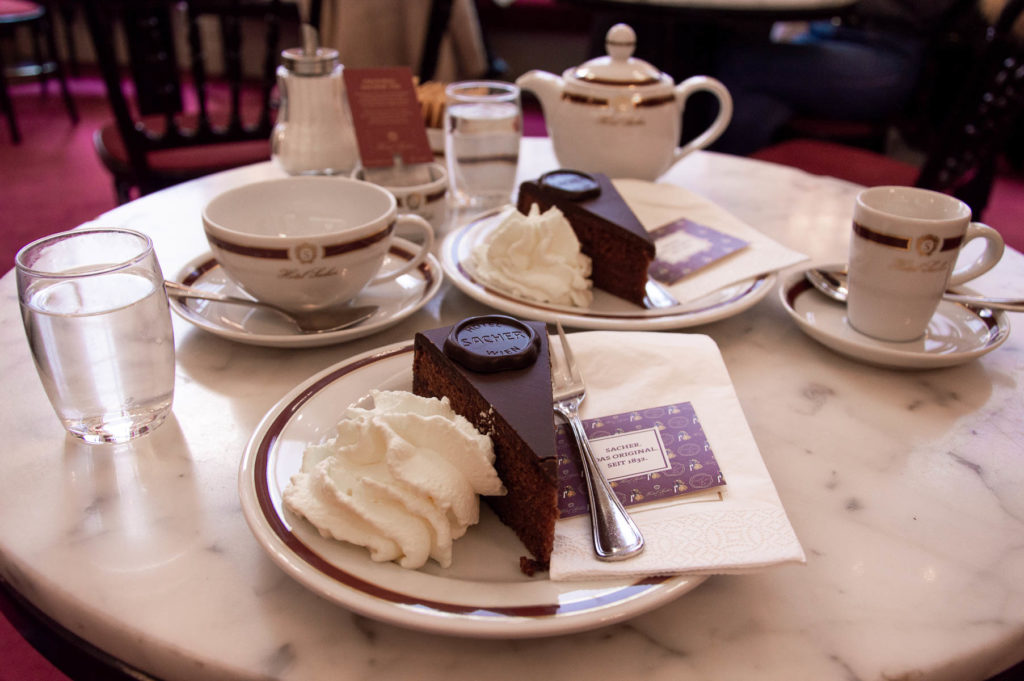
[202, 176, 433, 315]
[846, 186, 1004, 342]
[352, 162, 449, 233]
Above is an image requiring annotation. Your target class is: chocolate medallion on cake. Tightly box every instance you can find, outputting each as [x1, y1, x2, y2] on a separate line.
[537, 170, 601, 201]
[443, 315, 540, 373]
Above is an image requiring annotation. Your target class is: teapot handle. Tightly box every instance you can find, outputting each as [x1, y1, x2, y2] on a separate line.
[672, 76, 733, 163]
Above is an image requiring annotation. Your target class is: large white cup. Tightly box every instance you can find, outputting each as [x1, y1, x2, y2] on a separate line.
[16, 228, 176, 444]
[846, 186, 1005, 341]
[202, 176, 434, 315]
[444, 80, 522, 210]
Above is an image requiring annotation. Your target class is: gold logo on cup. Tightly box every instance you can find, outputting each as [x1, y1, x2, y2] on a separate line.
[293, 243, 319, 264]
[915, 235, 941, 256]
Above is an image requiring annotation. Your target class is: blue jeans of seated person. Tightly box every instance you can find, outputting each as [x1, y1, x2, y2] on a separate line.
[711, 22, 926, 156]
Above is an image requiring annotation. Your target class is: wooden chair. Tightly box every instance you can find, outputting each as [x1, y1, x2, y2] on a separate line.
[0, 0, 78, 144]
[81, 0, 298, 203]
[750, 0, 1024, 220]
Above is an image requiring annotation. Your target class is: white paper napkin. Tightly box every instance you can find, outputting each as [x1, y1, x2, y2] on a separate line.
[549, 331, 806, 581]
[614, 179, 808, 303]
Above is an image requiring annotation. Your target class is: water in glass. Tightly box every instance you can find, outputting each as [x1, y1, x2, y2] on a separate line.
[445, 82, 521, 209]
[18, 230, 175, 444]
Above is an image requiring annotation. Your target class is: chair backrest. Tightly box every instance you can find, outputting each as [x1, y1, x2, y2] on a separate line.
[81, 0, 295, 195]
[914, 0, 1024, 213]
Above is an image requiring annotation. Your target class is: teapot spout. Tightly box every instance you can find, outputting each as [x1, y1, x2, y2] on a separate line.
[515, 70, 563, 119]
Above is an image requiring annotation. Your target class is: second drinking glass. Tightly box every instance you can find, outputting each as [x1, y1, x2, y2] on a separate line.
[444, 81, 522, 210]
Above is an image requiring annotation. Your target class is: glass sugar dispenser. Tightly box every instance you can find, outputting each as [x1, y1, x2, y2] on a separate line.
[271, 29, 358, 175]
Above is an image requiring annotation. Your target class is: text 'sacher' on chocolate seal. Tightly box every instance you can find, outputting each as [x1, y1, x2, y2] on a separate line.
[537, 170, 601, 201]
[444, 315, 540, 373]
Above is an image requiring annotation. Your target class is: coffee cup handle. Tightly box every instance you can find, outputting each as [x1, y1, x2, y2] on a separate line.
[368, 214, 435, 284]
[948, 222, 1004, 286]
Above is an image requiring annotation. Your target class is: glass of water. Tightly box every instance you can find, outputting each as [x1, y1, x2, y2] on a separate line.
[16, 228, 176, 444]
[444, 80, 522, 210]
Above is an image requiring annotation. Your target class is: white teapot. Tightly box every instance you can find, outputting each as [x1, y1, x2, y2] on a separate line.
[516, 23, 732, 180]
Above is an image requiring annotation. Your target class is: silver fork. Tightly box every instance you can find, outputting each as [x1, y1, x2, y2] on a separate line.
[551, 322, 645, 561]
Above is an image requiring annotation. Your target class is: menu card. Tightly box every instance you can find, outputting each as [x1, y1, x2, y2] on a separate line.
[649, 218, 749, 285]
[343, 66, 434, 168]
[556, 401, 726, 518]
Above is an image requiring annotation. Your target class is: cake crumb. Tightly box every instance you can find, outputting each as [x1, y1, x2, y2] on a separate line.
[477, 408, 496, 435]
[519, 556, 549, 576]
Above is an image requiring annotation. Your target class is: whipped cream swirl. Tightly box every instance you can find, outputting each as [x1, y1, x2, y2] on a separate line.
[283, 390, 505, 569]
[472, 204, 593, 307]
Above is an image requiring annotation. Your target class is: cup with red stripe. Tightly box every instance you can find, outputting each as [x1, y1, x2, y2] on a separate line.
[202, 176, 433, 317]
[846, 186, 1004, 342]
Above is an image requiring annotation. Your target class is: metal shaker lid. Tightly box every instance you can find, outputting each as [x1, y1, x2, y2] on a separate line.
[281, 46, 339, 76]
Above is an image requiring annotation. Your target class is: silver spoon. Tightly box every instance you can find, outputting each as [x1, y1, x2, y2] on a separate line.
[805, 267, 1024, 313]
[164, 281, 378, 333]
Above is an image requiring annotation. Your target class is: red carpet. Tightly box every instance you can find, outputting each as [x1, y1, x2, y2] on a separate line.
[1, 76, 117, 270]
[0, 609, 71, 681]
[986, 165, 1024, 249]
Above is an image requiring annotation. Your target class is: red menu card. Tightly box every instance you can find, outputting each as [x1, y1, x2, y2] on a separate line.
[343, 66, 435, 168]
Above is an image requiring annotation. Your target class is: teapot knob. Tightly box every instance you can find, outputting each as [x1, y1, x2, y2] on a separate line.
[605, 23, 636, 63]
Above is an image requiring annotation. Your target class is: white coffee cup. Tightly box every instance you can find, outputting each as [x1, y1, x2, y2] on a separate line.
[202, 176, 434, 314]
[846, 186, 1005, 342]
[352, 162, 449, 233]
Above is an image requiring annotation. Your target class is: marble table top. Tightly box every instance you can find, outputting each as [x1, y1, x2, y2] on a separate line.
[1, 138, 1022, 681]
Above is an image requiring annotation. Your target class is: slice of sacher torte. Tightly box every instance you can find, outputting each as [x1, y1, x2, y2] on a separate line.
[412, 315, 558, 574]
[517, 170, 655, 306]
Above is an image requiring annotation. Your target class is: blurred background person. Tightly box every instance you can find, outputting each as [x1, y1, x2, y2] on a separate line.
[710, 0, 969, 155]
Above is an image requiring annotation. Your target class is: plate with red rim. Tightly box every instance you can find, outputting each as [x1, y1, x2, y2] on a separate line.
[169, 238, 443, 348]
[780, 267, 1011, 369]
[238, 341, 705, 637]
[441, 207, 776, 330]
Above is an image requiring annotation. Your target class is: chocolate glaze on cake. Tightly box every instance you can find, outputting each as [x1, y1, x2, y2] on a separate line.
[517, 171, 655, 305]
[413, 316, 558, 573]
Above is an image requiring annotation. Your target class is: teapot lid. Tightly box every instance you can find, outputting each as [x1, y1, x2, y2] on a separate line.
[568, 24, 666, 89]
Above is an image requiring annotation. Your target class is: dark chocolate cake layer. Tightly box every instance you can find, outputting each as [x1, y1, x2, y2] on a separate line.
[517, 171, 655, 305]
[413, 317, 558, 571]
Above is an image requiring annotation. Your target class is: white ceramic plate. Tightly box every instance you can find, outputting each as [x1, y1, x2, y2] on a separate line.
[780, 268, 1011, 369]
[441, 207, 775, 330]
[169, 238, 443, 348]
[237, 342, 705, 638]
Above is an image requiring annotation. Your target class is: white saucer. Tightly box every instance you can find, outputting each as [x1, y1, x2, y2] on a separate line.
[170, 238, 443, 348]
[238, 341, 704, 637]
[779, 268, 1011, 369]
[442, 207, 775, 330]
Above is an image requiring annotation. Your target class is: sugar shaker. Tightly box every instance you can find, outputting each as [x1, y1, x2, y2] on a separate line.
[271, 43, 358, 175]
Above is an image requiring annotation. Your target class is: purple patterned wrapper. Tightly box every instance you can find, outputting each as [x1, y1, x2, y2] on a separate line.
[556, 401, 726, 518]
[648, 218, 749, 285]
